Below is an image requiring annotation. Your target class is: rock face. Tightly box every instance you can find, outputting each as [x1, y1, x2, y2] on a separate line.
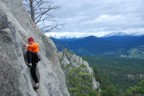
[58, 51, 100, 90]
[0, 0, 100, 96]
[0, 0, 70, 96]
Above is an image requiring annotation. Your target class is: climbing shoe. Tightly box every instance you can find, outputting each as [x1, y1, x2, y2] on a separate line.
[27, 63, 32, 67]
[33, 83, 39, 89]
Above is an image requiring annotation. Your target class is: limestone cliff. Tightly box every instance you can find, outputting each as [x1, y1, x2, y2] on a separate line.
[59, 51, 99, 91]
[0, 0, 69, 96]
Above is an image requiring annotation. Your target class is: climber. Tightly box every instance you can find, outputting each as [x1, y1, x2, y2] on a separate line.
[25, 37, 40, 89]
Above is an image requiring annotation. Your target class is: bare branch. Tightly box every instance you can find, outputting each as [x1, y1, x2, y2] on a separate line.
[35, 6, 57, 24]
[34, 0, 43, 10]
[23, 0, 62, 32]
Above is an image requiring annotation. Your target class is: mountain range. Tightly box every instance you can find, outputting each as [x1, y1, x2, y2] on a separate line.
[51, 35, 144, 58]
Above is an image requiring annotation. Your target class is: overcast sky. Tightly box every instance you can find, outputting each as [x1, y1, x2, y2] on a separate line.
[46, 0, 144, 38]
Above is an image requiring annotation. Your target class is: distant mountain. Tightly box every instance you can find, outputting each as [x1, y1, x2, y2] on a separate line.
[51, 35, 144, 57]
[104, 32, 130, 37]
[46, 31, 144, 39]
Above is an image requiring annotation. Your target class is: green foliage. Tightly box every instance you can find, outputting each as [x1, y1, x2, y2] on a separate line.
[92, 66, 101, 84]
[89, 90, 99, 96]
[101, 85, 118, 96]
[66, 64, 98, 96]
[62, 63, 71, 70]
[83, 56, 144, 96]
[126, 80, 144, 96]
[83, 56, 144, 88]
[128, 48, 144, 59]
[63, 48, 74, 55]
[93, 66, 120, 96]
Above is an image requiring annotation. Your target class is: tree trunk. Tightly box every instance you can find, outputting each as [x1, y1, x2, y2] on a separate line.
[29, 0, 35, 23]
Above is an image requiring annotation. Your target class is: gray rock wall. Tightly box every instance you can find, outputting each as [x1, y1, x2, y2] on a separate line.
[59, 52, 100, 89]
[0, 0, 70, 96]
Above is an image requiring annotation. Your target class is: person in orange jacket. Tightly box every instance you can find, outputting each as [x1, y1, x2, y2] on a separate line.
[25, 37, 40, 89]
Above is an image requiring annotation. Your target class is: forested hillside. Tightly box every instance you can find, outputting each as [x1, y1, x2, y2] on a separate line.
[84, 56, 144, 88]
[52, 36, 144, 58]
[82, 56, 144, 96]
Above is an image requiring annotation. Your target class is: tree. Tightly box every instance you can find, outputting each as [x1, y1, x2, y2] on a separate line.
[126, 80, 144, 96]
[66, 64, 98, 96]
[23, 0, 61, 32]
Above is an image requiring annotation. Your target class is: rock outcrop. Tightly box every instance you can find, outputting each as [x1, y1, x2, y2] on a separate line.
[0, 0, 70, 96]
[59, 51, 100, 90]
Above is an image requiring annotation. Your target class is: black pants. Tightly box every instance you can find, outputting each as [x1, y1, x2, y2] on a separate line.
[31, 62, 39, 83]
[26, 51, 39, 83]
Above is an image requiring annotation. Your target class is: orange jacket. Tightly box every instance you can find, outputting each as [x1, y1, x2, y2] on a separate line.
[27, 42, 39, 53]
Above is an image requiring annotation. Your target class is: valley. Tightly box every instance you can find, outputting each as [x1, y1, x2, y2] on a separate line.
[83, 56, 144, 88]
[52, 35, 144, 95]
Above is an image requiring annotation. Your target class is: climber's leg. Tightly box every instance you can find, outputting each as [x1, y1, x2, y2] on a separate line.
[30, 62, 39, 84]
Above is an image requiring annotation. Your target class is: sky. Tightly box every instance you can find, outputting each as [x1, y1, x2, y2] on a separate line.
[46, 0, 144, 38]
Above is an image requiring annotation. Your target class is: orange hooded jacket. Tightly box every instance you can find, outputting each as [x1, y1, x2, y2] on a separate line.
[27, 42, 39, 53]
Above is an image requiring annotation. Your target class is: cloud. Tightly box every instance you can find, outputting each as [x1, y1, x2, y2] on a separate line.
[81, 14, 123, 25]
[46, 31, 113, 38]
[46, 29, 144, 38]
[95, 15, 122, 22]
[49, 0, 144, 36]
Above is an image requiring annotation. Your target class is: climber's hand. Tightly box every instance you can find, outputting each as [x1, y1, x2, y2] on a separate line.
[24, 44, 28, 50]
[25, 43, 28, 47]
